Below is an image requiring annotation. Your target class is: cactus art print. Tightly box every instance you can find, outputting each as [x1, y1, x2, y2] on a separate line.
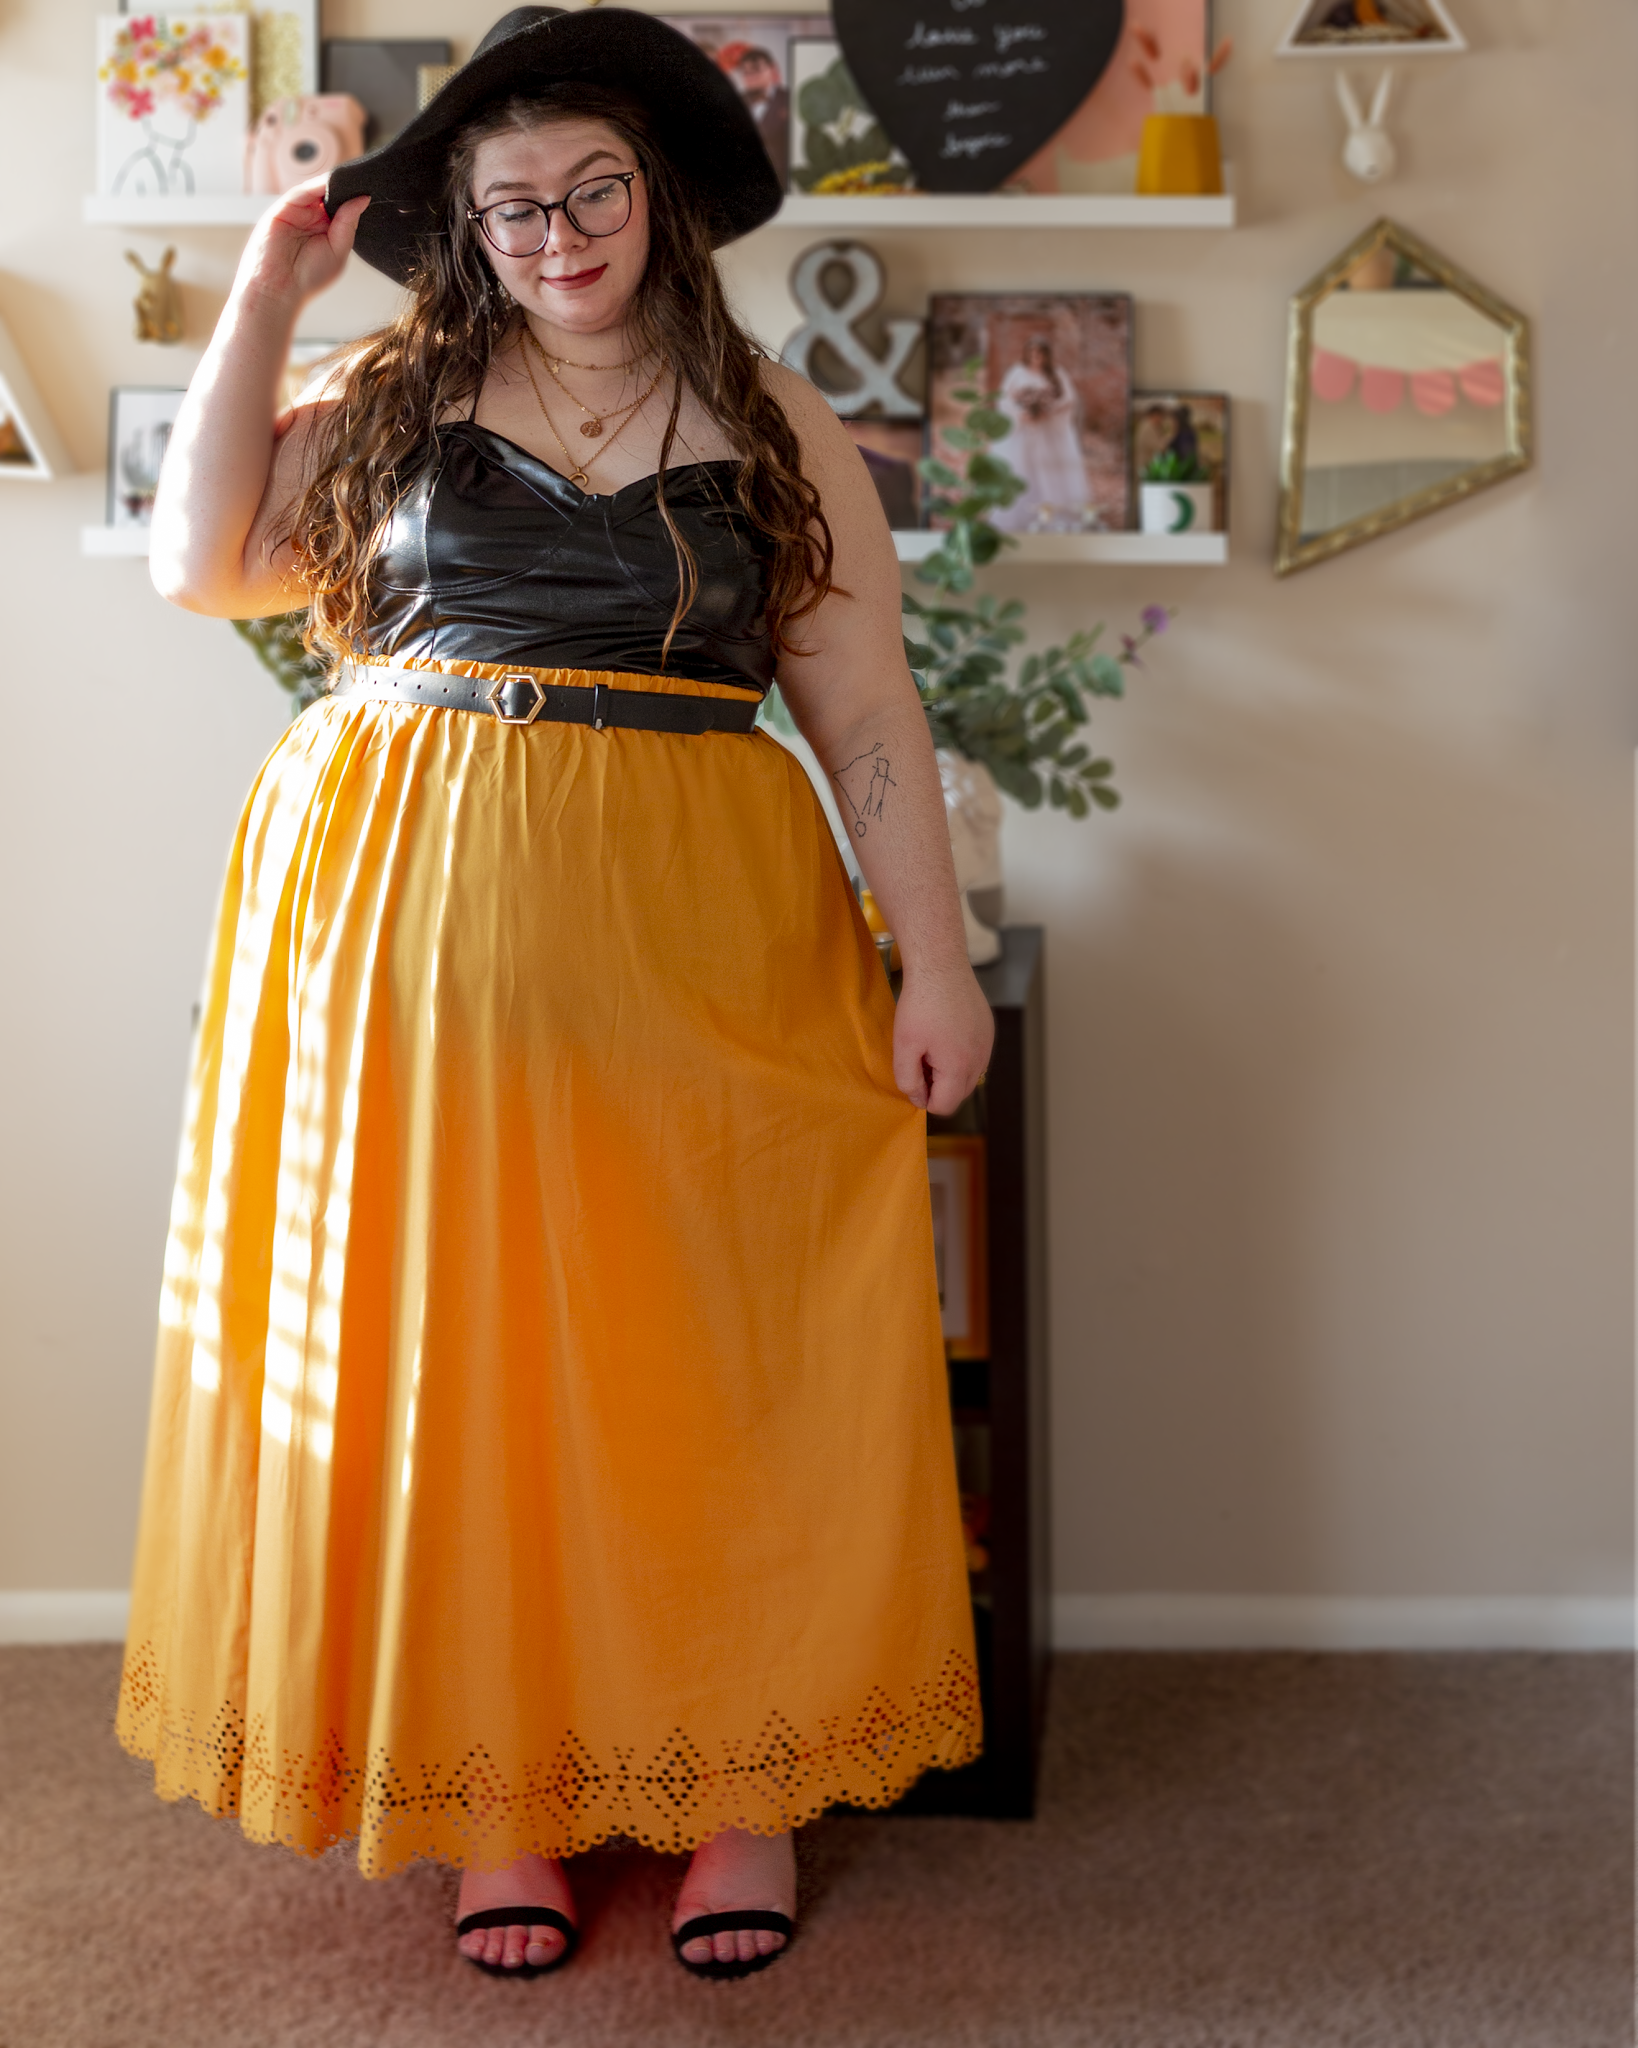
[96, 14, 250, 198]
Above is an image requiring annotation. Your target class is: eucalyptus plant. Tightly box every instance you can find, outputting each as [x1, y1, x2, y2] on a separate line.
[1142, 446, 1208, 484]
[904, 365, 1169, 816]
[231, 611, 326, 715]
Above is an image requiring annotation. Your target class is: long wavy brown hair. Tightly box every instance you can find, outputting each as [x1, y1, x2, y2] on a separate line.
[285, 85, 834, 668]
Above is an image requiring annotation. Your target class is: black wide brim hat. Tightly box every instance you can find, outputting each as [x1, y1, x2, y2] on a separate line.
[326, 6, 782, 286]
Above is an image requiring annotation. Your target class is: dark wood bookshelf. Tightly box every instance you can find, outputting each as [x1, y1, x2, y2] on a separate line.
[895, 925, 1051, 1819]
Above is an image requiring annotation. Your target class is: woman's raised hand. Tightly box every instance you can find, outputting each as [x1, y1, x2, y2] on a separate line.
[238, 175, 370, 311]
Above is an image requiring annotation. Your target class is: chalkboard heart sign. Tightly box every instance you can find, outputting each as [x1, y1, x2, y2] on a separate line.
[832, 0, 1126, 193]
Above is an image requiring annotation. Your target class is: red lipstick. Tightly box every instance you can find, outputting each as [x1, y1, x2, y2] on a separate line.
[544, 264, 609, 292]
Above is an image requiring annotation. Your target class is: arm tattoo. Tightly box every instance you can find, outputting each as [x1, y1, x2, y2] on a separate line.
[832, 742, 897, 840]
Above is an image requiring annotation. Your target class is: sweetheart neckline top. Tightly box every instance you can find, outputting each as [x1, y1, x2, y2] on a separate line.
[447, 421, 745, 506]
[363, 424, 777, 696]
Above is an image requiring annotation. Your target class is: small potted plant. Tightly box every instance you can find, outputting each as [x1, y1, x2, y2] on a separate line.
[1140, 444, 1217, 535]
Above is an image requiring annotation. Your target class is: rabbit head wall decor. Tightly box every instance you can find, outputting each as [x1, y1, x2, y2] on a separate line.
[1336, 70, 1397, 183]
[127, 247, 183, 344]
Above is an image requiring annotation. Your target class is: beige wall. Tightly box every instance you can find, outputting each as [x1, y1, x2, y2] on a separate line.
[0, 0, 1630, 1615]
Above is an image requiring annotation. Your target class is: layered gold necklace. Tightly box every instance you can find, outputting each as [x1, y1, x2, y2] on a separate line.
[518, 329, 664, 490]
[523, 327, 648, 439]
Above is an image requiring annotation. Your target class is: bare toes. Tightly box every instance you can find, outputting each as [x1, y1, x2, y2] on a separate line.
[681, 1935, 713, 1964]
[524, 1927, 564, 1967]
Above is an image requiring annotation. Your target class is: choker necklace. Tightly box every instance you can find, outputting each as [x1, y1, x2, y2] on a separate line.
[524, 329, 644, 439]
[520, 339, 665, 490]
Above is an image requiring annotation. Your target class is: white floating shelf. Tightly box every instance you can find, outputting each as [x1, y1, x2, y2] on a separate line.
[774, 192, 1235, 230]
[83, 193, 273, 227]
[83, 523, 1228, 566]
[894, 531, 1228, 565]
[83, 190, 1236, 231]
[82, 525, 154, 555]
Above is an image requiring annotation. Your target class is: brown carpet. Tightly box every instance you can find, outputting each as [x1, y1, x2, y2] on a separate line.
[0, 1647, 1628, 2048]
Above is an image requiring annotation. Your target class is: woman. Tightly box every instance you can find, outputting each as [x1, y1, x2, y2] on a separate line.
[118, 4, 990, 1987]
[992, 335, 1092, 534]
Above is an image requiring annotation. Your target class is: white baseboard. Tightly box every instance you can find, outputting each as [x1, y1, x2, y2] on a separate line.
[3, 1589, 1631, 1653]
[0, 1591, 130, 1644]
[1052, 1594, 1635, 1653]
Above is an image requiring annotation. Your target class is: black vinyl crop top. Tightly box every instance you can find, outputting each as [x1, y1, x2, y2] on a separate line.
[363, 423, 778, 696]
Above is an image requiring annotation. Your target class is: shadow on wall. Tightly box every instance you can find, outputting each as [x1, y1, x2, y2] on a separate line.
[1022, 663, 1630, 1596]
[1047, 818, 1339, 1593]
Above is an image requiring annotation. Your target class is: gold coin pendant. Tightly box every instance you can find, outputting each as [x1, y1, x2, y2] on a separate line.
[580, 419, 603, 438]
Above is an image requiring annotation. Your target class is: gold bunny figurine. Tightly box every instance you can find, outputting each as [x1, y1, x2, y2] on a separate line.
[127, 247, 183, 344]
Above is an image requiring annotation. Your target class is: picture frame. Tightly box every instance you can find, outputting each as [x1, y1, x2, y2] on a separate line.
[0, 316, 72, 481]
[658, 16, 831, 188]
[787, 35, 915, 195]
[97, 13, 252, 198]
[845, 419, 923, 530]
[1278, 0, 1466, 57]
[108, 387, 186, 528]
[321, 39, 454, 151]
[927, 293, 1135, 535]
[928, 1136, 988, 1359]
[1012, 0, 1218, 195]
[121, 1, 321, 117]
[1132, 390, 1231, 533]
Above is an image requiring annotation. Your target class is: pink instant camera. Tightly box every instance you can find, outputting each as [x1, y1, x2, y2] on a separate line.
[248, 95, 368, 194]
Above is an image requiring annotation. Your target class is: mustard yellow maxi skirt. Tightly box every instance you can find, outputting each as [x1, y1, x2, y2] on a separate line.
[116, 663, 980, 1877]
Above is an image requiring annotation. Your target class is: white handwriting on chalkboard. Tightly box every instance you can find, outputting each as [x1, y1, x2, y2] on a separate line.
[993, 22, 1047, 51]
[973, 54, 1048, 76]
[944, 99, 1002, 118]
[942, 129, 1012, 157]
[898, 62, 962, 84]
[905, 19, 978, 46]
[950, 0, 989, 10]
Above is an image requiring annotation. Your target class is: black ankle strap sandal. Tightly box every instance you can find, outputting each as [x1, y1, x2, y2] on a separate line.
[671, 1908, 795, 1980]
[455, 1904, 578, 1979]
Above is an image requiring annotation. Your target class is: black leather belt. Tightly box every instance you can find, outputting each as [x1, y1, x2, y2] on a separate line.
[332, 661, 761, 735]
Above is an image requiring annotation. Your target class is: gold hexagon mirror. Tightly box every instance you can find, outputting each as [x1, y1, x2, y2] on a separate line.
[1276, 218, 1532, 576]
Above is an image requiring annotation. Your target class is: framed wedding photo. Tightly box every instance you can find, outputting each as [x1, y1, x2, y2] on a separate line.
[108, 387, 185, 528]
[927, 1136, 988, 1360]
[927, 293, 1135, 535]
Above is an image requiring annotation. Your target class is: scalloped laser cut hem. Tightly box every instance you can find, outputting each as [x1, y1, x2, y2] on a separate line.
[115, 1643, 982, 1877]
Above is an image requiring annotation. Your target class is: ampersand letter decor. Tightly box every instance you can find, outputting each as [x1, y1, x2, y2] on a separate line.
[832, 0, 1126, 192]
[780, 242, 923, 420]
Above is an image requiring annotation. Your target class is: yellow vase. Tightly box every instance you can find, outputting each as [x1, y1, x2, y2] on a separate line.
[1135, 114, 1224, 197]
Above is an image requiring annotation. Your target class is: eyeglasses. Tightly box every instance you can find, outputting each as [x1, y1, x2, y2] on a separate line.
[468, 171, 638, 257]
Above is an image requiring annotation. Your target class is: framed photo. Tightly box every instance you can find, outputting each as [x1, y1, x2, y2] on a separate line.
[1132, 390, 1230, 532]
[108, 387, 185, 528]
[122, 1, 321, 118]
[845, 420, 923, 531]
[928, 293, 1135, 535]
[659, 16, 830, 187]
[321, 40, 453, 150]
[787, 36, 915, 195]
[928, 1136, 988, 1359]
[97, 14, 251, 197]
[1013, 0, 1217, 194]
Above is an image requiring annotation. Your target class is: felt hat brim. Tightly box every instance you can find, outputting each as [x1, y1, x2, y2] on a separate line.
[326, 6, 782, 285]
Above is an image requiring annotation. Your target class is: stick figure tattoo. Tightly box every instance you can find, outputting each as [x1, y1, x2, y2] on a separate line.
[833, 742, 896, 840]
